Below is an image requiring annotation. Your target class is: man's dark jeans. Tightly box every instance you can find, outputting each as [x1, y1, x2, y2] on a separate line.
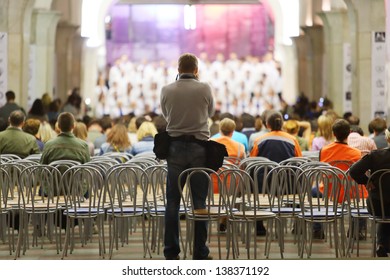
[164, 140, 210, 259]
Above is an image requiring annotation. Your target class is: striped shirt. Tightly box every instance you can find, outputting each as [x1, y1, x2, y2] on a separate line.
[347, 132, 377, 157]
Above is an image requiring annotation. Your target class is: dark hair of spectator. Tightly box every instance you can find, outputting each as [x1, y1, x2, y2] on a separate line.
[153, 115, 167, 134]
[100, 116, 112, 132]
[57, 112, 75, 133]
[241, 113, 255, 128]
[9, 110, 25, 127]
[332, 119, 350, 142]
[5, 91, 16, 101]
[266, 111, 283, 131]
[29, 99, 45, 116]
[135, 116, 147, 130]
[350, 125, 364, 136]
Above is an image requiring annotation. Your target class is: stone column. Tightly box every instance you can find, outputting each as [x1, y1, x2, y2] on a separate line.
[6, 0, 35, 109]
[31, 9, 61, 100]
[292, 25, 324, 102]
[344, 0, 386, 133]
[319, 10, 348, 116]
[54, 22, 79, 102]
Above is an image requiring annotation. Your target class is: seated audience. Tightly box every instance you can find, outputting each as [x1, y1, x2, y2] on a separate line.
[100, 123, 132, 155]
[73, 121, 95, 156]
[0, 110, 40, 158]
[311, 114, 334, 151]
[284, 120, 311, 151]
[41, 112, 90, 164]
[131, 121, 157, 155]
[370, 117, 388, 149]
[23, 118, 44, 151]
[348, 125, 377, 157]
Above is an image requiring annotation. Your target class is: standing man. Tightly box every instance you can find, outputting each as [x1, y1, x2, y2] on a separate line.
[160, 53, 214, 260]
[0, 110, 40, 158]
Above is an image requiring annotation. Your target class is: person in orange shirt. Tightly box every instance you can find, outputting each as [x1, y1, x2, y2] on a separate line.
[213, 118, 246, 161]
[315, 119, 365, 239]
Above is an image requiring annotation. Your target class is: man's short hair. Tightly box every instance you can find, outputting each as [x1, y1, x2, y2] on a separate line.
[9, 110, 25, 127]
[332, 119, 350, 142]
[57, 112, 75, 133]
[5, 91, 16, 102]
[178, 53, 198, 73]
[240, 113, 255, 128]
[369, 117, 387, 133]
[219, 118, 236, 136]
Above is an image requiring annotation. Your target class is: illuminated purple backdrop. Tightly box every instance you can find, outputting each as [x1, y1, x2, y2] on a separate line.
[105, 3, 274, 64]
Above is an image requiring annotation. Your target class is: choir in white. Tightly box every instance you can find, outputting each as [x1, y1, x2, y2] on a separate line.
[95, 52, 283, 119]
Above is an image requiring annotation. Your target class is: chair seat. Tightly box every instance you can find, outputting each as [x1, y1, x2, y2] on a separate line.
[65, 208, 105, 214]
[350, 208, 369, 215]
[299, 210, 342, 219]
[192, 207, 227, 216]
[270, 207, 300, 213]
[232, 210, 276, 218]
[107, 207, 144, 214]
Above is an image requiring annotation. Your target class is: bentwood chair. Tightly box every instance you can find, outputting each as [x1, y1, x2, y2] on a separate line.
[0, 167, 13, 255]
[61, 165, 106, 259]
[365, 169, 390, 257]
[105, 165, 150, 259]
[178, 167, 228, 260]
[297, 166, 349, 258]
[15, 165, 63, 257]
[220, 168, 284, 259]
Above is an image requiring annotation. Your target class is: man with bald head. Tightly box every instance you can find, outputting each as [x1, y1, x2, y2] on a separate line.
[0, 110, 40, 158]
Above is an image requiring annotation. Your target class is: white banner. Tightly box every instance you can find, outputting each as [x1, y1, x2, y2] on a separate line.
[342, 43, 352, 113]
[0, 32, 7, 107]
[371, 31, 387, 119]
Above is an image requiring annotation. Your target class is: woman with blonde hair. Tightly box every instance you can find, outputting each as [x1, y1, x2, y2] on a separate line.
[130, 121, 157, 155]
[100, 123, 132, 155]
[311, 115, 335, 151]
[284, 120, 311, 151]
[73, 121, 95, 156]
[38, 121, 57, 143]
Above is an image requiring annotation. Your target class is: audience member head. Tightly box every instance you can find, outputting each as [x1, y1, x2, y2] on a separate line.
[254, 116, 263, 132]
[137, 121, 157, 141]
[332, 119, 350, 142]
[284, 120, 299, 135]
[87, 118, 102, 132]
[369, 117, 387, 135]
[22, 119, 40, 137]
[178, 53, 198, 75]
[73, 122, 88, 141]
[347, 115, 360, 125]
[41, 93, 51, 112]
[29, 99, 45, 116]
[317, 115, 334, 141]
[135, 116, 147, 130]
[153, 115, 167, 134]
[266, 111, 283, 131]
[9, 110, 25, 127]
[100, 116, 113, 133]
[350, 125, 364, 136]
[219, 118, 236, 137]
[5, 90, 16, 102]
[240, 113, 255, 128]
[57, 112, 75, 133]
[39, 121, 57, 143]
[107, 123, 131, 149]
[220, 112, 234, 121]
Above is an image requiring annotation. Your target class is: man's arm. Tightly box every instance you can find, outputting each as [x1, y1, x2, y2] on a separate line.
[349, 155, 372, 185]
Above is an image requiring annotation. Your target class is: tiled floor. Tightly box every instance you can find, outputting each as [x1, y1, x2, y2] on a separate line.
[0, 219, 377, 260]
